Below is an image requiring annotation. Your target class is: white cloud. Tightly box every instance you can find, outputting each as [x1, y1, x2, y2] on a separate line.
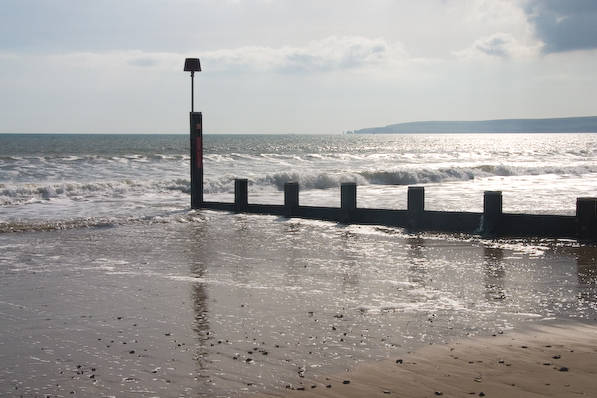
[202, 36, 408, 73]
[0, 36, 408, 76]
[454, 32, 541, 59]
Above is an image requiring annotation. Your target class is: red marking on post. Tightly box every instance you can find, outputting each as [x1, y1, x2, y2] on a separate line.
[195, 137, 202, 169]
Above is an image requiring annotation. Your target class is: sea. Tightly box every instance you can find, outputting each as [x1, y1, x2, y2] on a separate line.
[0, 133, 596, 397]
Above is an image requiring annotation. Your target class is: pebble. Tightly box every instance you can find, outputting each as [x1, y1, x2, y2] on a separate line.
[559, 367, 569, 372]
[343, 380, 350, 384]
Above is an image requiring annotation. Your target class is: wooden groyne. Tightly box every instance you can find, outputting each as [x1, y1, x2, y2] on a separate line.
[198, 180, 597, 240]
[187, 109, 595, 240]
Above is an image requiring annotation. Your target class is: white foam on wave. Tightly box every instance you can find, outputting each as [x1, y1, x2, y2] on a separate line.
[0, 178, 191, 206]
[203, 163, 597, 193]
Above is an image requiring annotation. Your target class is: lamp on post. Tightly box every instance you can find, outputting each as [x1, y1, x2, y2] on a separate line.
[184, 58, 201, 112]
[184, 58, 203, 208]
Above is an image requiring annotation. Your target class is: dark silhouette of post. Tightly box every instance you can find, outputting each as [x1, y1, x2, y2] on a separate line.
[483, 191, 502, 234]
[184, 58, 202, 208]
[284, 182, 299, 216]
[235, 179, 248, 211]
[577, 197, 597, 239]
[341, 182, 357, 222]
[407, 186, 424, 228]
[190, 112, 203, 208]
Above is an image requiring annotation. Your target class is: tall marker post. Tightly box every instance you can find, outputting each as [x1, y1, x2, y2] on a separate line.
[184, 58, 203, 208]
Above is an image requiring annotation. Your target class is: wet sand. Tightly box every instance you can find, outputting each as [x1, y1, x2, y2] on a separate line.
[1, 217, 596, 397]
[269, 322, 597, 397]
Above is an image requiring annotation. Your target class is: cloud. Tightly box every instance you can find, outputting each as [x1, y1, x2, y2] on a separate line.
[202, 36, 407, 73]
[0, 36, 409, 76]
[128, 57, 159, 68]
[454, 32, 539, 59]
[525, 0, 597, 53]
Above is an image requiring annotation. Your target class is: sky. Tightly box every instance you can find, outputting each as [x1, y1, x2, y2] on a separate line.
[1, 0, 597, 134]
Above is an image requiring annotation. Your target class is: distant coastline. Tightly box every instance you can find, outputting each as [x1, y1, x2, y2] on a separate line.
[349, 116, 597, 134]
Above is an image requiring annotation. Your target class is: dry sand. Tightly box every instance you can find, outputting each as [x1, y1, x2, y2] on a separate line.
[259, 322, 597, 397]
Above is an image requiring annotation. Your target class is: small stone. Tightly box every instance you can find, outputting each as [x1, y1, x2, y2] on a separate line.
[343, 380, 350, 384]
[395, 359, 403, 364]
[435, 392, 443, 396]
[559, 367, 569, 372]
[552, 355, 561, 359]
[479, 393, 486, 397]
[326, 384, 332, 388]
[129, 350, 135, 354]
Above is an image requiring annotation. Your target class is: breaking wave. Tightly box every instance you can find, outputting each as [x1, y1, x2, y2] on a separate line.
[0, 179, 190, 206]
[250, 164, 597, 191]
[2, 163, 596, 205]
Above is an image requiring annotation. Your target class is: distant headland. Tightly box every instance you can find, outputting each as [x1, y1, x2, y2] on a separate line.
[349, 116, 597, 134]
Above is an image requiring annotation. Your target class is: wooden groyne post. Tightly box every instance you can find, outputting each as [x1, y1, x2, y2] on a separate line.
[284, 182, 299, 216]
[407, 186, 425, 229]
[483, 191, 502, 234]
[341, 182, 357, 221]
[234, 178, 248, 211]
[184, 57, 203, 209]
[190, 112, 203, 208]
[577, 197, 597, 239]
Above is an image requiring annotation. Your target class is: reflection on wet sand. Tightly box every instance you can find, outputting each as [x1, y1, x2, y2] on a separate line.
[576, 246, 597, 286]
[407, 237, 426, 285]
[187, 224, 211, 376]
[483, 246, 506, 301]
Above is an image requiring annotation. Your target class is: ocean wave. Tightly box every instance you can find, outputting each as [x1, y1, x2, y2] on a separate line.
[2, 163, 596, 205]
[0, 154, 189, 165]
[0, 212, 207, 234]
[253, 164, 597, 191]
[0, 179, 191, 206]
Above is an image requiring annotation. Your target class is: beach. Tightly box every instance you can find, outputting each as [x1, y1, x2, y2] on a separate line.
[1, 212, 596, 397]
[267, 322, 597, 397]
[1, 133, 597, 396]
